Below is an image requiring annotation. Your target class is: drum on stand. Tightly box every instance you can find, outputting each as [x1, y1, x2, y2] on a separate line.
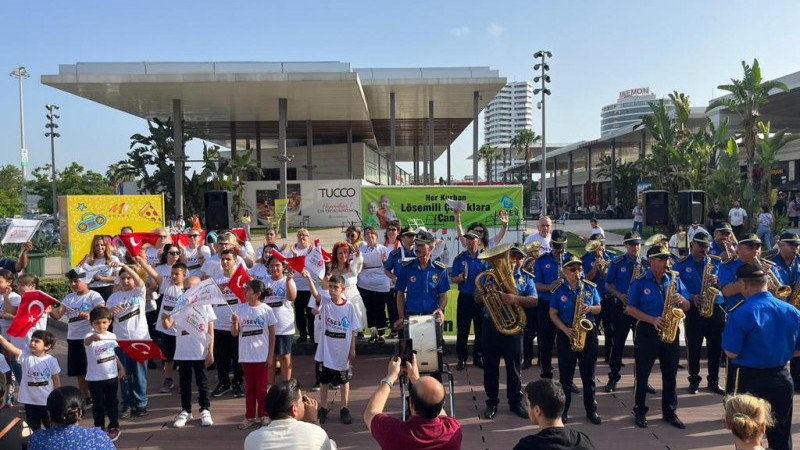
[407, 314, 443, 373]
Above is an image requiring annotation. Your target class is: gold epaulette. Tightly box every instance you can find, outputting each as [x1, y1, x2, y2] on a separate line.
[521, 268, 535, 278]
[677, 255, 689, 263]
[635, 271, 647, 280]
[389, 248, 401, 256]
[549, 278, 564, 293]
[582, 279, 597, 288]
[433, 261, 447, 269]
[709, 255, 721, 261]
[402, 259, 415, 267]
[612, 255, 625, 263]
[454, 251, 466, 260]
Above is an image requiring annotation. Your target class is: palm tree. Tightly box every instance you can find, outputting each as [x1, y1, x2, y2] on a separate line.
[478, 144, 497, 183]
[755, 121, 800, 195]
[510, 129, 541, 187]
[706, 59, 788, 192]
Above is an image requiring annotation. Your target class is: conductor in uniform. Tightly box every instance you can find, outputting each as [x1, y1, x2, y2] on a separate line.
[722, 262, 800, 450]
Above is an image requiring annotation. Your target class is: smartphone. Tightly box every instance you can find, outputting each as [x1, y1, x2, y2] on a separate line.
[396, 338, 414, 365]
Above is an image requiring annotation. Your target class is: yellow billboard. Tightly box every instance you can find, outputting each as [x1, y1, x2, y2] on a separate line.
[60, 195, 165, 267]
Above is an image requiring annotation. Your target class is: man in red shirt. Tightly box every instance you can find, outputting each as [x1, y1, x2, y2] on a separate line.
[364, 355, 462, 450]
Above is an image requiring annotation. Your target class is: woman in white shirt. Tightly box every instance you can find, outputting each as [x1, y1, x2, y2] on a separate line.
[756, 204, 774, 248]
[357, 227, 388, 343]
[144, 228, 172, 267]
[82, 235, 121, 300]
[180, 229, 210, 279]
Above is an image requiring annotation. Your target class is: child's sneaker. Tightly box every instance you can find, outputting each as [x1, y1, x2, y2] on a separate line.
[160, 378, 174, 393]
[340, 407, 353, 424]
[260, 416, 271, 426]
[318, 407, 328, 424]
[231, 384, 244, 398]
[210, 383, 230, 398]
[107, 428, 121, 442]
[238, 418, 258, 430]
[200, 409, 213, 427]
[173, 410, 192, 428]
[310, 381, 321, 392]
[120, 407, 132, 419]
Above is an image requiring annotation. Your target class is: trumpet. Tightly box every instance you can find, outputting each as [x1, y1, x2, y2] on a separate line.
[760, 258, 792, 300]
[585, 240, 609, 275]
[723, 234, 738, 262]
[521, 241, 542, 271]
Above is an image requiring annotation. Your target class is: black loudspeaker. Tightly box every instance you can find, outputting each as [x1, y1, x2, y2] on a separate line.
[678, 190, 706, 226]
[644, 190, 669, 226]
[204, 191, 233, 230]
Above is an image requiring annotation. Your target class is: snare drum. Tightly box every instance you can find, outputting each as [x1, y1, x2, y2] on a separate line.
[406, 314, 443, 372]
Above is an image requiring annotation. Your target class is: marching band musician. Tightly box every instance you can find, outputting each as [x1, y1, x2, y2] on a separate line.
[393, 231, 449, 334]
[722, 263, 800, 450]
[478, 245, 538, 420]
[603, 231, 648, 393]
[581, 234, 613, 363]
[384, 226, 418, 339]
[627, 245, 691, 429]
[534, 229, 572, 383]
[450, 231, 487, 370]
[549, 255, 602, 425]
[718, 233, 775, 312]
[769, 231, 800, 390]
[708, 223, 734, 260]
[671, 231, 726, 395]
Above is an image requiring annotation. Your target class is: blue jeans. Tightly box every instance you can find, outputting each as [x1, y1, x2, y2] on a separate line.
[632, 221, 643, 235]
[115, 347, 148, 409]
[757, 225, 773, 248]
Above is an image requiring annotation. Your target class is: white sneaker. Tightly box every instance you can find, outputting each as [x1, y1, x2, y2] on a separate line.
[173, 411, 192, 428]
[200, 409, 213, 426]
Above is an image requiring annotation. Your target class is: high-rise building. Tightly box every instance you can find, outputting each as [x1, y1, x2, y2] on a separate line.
[600, 87, 675, 136]
[484, 81, 533, 177]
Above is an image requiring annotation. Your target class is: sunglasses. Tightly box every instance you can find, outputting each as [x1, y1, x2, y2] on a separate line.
[387, 228, 398, 232]
[473, 229, 485, 233]
[189, 234, 200, 238]
[167, 251, 181, 255]
[160, 235, 169, 238]
[567, 267, 582, 273]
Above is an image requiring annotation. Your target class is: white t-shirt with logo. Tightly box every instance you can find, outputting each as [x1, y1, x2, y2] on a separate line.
[285, 246, 311, 291]
[212, 274, 240, 332]
[235, 303, 277, 363]
[357, 243, 390, 292]
[83, 256, 121, 288]
[106, 286, 150, 340]
[84, 331, 119, 382]
[62, 291, 105, 340]
[263, 277, 296, 336]
[248, 264, 270, 284]
[145, 246, 161, 267]
[185, 245, 211, 278]
[18, 350, 60, 406]
[314, 292, 361, 371]
[0, 291, 22, 338]
[174, 304, 216, 361]
[156, 283, 184, 336]
[729, 207, 747, 226]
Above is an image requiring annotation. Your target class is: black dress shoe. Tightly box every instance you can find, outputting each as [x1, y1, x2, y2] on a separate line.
[688, 382, 699, 394]
[474, 357, 484, 369]
[677, 362, 686, 369]
[521, 360, 532, 370]
[646, 384, 656, 394]
[483, 405, 497, 420]
[707, 383, 725, 395]
[570, 384, 580, 394]
[561, 413, 569, 424]
[456, 361, 466, 371]
[510, 402, 529, 419]
[587, 412, 602, 425]
[634, 414, 648, 428]
[664, 414, 686, 429]
[604, 380, 617, 393]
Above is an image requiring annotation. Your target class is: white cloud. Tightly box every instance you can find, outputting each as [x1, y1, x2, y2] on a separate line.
[487, 22, 503, 37]
[450, 26, 470, 37]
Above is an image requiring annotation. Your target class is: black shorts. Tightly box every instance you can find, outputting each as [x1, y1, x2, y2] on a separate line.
[160, 334, 176, 362]
[274, 335, 294, 356]
[67, 339, 88, 377]
[315, 362, 352, 385]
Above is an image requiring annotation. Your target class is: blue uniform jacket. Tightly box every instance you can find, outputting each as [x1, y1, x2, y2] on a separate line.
[385, 245, 415, 275]
[672, 254, 723, 304]
[719, 258, 782, 311]
[628, 270, 690, 318]
[395, 258, 450, 315]
[605, 253, 648, 299]
[550, 279, 601, 325]
[770, 254, 800, 287]
[451, 250, 487, 294]
[581, 250, 612, 296]
[534, 252, 571, 302]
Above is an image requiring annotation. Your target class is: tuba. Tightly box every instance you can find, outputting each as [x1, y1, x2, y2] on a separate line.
[698, 256, 721, 318]
[570, 279, 595, 352]
[585, 240, 608, 275]
[658, 271, 687, 343]
[760, 258, 792, 300]
[476, 243, 527, 336]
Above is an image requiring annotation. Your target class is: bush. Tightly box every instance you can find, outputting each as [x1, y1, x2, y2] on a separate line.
[39, 277, 70, 301]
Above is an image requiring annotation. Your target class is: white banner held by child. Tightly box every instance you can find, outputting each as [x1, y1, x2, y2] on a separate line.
[1, 219, 41, 245]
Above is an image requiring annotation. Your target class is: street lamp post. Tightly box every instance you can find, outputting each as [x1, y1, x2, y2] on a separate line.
[45, 104, 60, 219]
[10, 66, 30, 214]
[533, 51, 552, 217]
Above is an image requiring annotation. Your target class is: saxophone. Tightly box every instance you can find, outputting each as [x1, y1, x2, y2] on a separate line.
[658, 271, 687, 343]
[475, 243, 527, 335]
[698, 256, 721, 318]
[570, 279, 595, 352]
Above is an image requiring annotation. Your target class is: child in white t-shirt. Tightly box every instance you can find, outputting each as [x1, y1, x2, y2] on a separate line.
[0, 330, 60, 430]
[231, 279, 277, 429]
[263, 256, 297, 385]
[162, 300, 216, 428]
[106, 262, 150, 418]
[0, 269, 23, 389]
[83, 306, 125, 442]
[310, 274, 361, 425]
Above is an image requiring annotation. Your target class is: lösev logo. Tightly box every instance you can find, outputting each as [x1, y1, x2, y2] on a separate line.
[318, 188, 357, 198]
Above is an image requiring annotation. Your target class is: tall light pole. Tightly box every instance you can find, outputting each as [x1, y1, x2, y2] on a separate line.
[45, 104, 60, 219]
[533, 51, 552, 217]
[10, 66, 30, 213]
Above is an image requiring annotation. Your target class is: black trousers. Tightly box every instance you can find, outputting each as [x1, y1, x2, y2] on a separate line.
[727, 365, 793, 450]
[536, 300, 556, 378]
[556, 329, 598, 416]
[359, 287, 389, 335]
[599, 294, 615, 360]
[387, 288, 400, 327]
[88, 377, 120, 430]
[482, 316, 523, 406]
[294, 290, 315, 340]
[791, 357, 800, 388]
[214, 329, 242, 387]
[24, 404, 49, 430]
[684, 303, 725, 385]
[633, 322, 679, 417]
[177, 360, 210, 413]
[456, 292, 483, 363]
[609, 299, 635, 382]
[522, 306, 538, 363]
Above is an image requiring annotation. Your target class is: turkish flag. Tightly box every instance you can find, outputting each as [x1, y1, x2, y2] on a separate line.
[119, 232, 160, 256]
[117, 340, 164, 363]
[6, 291, 59, 338]
[313, 240, 333, 264]
[230, 228, 248, 242]
[171, 233, 191, 247]
[227, 263, 251, 303]
[270, 249, 306, 273]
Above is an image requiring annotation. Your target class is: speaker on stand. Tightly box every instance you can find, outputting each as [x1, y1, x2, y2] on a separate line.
[204, 191, 233, 230]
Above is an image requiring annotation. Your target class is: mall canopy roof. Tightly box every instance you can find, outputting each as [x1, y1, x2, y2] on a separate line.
[41, 62, 506, 161]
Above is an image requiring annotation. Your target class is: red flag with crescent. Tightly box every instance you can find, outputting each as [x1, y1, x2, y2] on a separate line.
[314, 240, 332, 264]
[269, 249, 306, 273]
[230, 228, 248, 243]
[227, 263, 251, 303]
[119, 232, 160, 256]
[117, 340, 164, 363]
[6, 290, 59, 338]
[171, 233, 191, 247]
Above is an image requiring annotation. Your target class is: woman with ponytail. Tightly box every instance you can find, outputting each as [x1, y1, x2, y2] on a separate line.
[28, 386, 115, 449]
[723, 393, 775, 450]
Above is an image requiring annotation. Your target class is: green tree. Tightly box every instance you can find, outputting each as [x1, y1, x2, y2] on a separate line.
[595, 155, 642, 211]
[706, 59, 788, 194]
[477, 144, 497, 183]
[0, 165, 25, 216]
[755, 121, 800, 195]
[510, 129, 541, 187]
[27, 163, 114, 214]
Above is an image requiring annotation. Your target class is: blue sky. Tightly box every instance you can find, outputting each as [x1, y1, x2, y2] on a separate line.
[2, 0, 799, 180]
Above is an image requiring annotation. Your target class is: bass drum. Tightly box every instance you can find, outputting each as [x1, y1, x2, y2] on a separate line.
[407, 314, 443, 373]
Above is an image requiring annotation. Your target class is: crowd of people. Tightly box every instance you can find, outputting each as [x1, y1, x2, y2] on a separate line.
[0, 204, 798, 450]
